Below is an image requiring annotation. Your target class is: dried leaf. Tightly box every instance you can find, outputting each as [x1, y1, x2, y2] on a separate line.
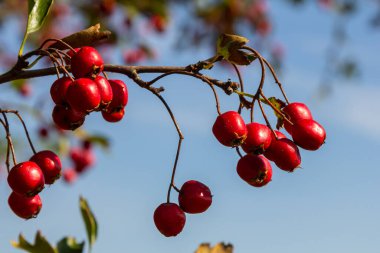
[195, 243, 233, 253]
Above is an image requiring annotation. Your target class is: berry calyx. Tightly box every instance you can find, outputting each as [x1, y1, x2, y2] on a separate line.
[93, 76, 113, 109]
[291, 119, 326, 151]
[50, 77, 73, 105]
[8, 192, 42, 219]
[241, 123, 272, 154]
[66, 78, 102, 113]
[282, 102, 313, 134]
[236, 154, 272, 187]
[7, 161, 45, 196]
[153, 203, 186, 237]
[178, 180, 212, 214]
[52, 105, 86, 131]
[70, 46, 104, 78]
[101, 108, 125, 122]
[212, 111, 248, 147]
[108, 79, 128, 109]
[30, 150, 62, 185]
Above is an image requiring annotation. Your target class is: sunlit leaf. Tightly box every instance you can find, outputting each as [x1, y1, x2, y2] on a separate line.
[260, 97, 286, 129]
[11, 231, 57, 253]
[56, 237, 84, 253]
[195, 243, 234, 253]
[79, 196, 98, 250]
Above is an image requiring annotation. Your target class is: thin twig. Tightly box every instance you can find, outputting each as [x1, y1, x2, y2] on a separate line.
[1, 112, 17, 166]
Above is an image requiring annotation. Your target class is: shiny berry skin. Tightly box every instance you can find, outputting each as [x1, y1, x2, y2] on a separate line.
[70, 148, 95, 173]
[101, 108, 125, 122]
[50, 77, 73, 105]
[267, 138, 301, 172]
[108, 80, 128, 109]
[8, 192, 42, 219]
[212, 111, 248, 147]
[153, 203, 186, 237]
[242, 123, 272, 154]
[264, 130, 287, 161]
[282, 102, 313, 134]
[52, 105, 86, 130]
[30, 150, 62, 185]
[63, 168, 77, 184]
[7, 161, 45, 196]
[93, 76, 113, 109]
[291, 119, 326, 151]
[236, 154, 272, 187]
[70, 46, 104, 78]
[178, 180, 212, 214]
[66, 78, 101, 113]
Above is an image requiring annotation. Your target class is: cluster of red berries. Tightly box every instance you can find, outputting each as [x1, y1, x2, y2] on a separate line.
[7, 151, 62, 219]
[213, 102, 326, 187]
[50, 46, 128, 130]
[153, 180, 212, 237]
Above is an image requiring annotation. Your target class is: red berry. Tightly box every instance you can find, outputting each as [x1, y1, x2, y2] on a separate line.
[52, 105, 86, 130]
[63, 168, 77, 184]
[241, 123, 272, 154]
[178, 180, 212, 214]
[19, 83, 32, 97]
[153, 203, 186, 237]
[101, 108, 125, 122]
[7, 161, 45, 196]
[282, 102, 313, 134]
[93, 76, 113, 109]
[8, 192, 42, 219]
[266, 138, 301, 172]
[50, 77, 73, 105]
[30, 150, 62, 185]
[70, 46, 104, 78]
[38, 127, 49, 138]
[291, 119, 326, 151]
[70, 148, 95, 173]
[236, 154, 272, 187]
[66, 78, 101, 113]
[264, 130, 287, 161]
[212, 111, 248, 147]
[108, 80, 128, 109]
[150, 15, 166, 33]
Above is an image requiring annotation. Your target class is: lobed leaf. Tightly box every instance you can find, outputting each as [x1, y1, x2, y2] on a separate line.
[11, 231, 57, 253]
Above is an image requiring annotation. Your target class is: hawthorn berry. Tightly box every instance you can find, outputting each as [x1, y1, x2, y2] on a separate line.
[108, 79, 128, 109]
[8, 192, 42, 219]
[282, 102, 313, 134]
[153, 203, 186, 237]
[50, 77, 73, 105]
[263, 130, 286, 161]
[70, 147, 95, 173]
[52, 105, 86, 130]
[266, 138, 301, 172]
[70, 46, 104, 78]
[178, 180, 212, 214]
[38, 127, 49, 138]
[241, 123, 272, 154]
[7, 161, 45, 196]
[66, 78, 102, 113]
[236, 154, 272, 187]
[212, 111, 247, 147]
[63, 168, 77, 184]
[93, 76, 113, 109]
[101, 108, 125, 122]
[291, 119, 326, 151]
[30, 150, 62, 185]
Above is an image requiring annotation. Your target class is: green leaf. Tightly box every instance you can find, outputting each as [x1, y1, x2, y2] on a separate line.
[57, 237, 85, 253]
[11, 231, 57, 253]
[79, 196, 98, 251]
[85, 135, 110, 149]
[260, 97, 286, 130]
[216, 34, 255, 65]
[19, 0, 54, 55]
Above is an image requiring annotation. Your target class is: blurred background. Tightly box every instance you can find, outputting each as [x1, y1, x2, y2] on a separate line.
[0, 0, 379, 252]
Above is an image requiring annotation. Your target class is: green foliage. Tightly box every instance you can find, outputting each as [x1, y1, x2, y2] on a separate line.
[11, 231, 57, 253]
[56, 237, 85, 253]
[79, 196, 98, 251]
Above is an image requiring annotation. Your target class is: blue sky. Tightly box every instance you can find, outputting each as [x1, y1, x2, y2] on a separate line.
[0, 1, 380, 253]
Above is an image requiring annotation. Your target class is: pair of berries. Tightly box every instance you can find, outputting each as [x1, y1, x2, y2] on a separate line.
[212, 102, 326, 187]
[7, 150, 62, 219]
[153, 180, 212, 237]
[51, 46, 128, 130]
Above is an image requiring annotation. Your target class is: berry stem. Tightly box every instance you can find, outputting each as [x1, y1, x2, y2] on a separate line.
[257, 98, 277, 139]
[38, 38, 76, 52]
[236, 147, 243, 158]
[262, 58, 290, 104]
[231, 64, 248, 114]
[0, 112, 17, 166]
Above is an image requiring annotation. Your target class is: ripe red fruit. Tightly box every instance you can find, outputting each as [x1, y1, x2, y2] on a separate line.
[63, 168, 77, 184]
[52, 105, 86, 130]
[7, 161, 45, 196]
[108, 80, 128, 109]
[266, 138, 301, 172]
[70, 46, 104, 78]
[70, 148, 95, 173]
[66, 78, 101, 113]
[264, 130, 287, 161]
[38, 127, 49, 138]
[30, 150, 62, 185]
[101, 108, 125, 122]
[8, 192, 42, 219]
[50, 77, 73, 105]
[282, 102, 313, 134]
[153, 203, 186, 237]
[93, 76, 113, 109]
[241, 123, 272, 154]
[236, 154, 272, 187]
[212, 111, 248, 147]
[178, 180, 212, 214]
[291, 119, 326, 151]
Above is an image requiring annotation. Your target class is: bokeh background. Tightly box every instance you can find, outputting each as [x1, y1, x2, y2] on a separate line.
[0, 1, 379, 252]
